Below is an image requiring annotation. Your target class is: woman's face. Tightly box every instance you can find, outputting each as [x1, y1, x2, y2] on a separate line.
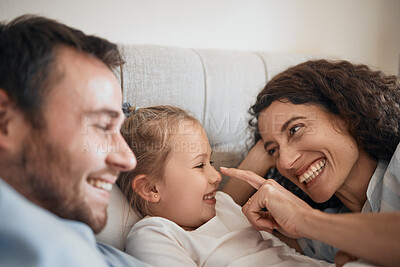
[257, 100, 361, 203]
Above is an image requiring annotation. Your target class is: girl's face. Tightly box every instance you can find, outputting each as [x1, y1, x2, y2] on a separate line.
[154, 122, 222, 230]
[258, 100, 364, 203]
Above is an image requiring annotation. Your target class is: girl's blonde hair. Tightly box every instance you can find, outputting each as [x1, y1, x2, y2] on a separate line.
[117, 105, 199, 218]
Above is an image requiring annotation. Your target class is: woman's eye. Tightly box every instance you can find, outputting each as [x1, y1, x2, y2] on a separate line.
[210, 161, 214, 165]
[289, 125, 302, 136]
[267, 148, 276, 156]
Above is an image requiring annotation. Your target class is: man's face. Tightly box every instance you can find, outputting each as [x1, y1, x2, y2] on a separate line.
[4, 47, 136, 233]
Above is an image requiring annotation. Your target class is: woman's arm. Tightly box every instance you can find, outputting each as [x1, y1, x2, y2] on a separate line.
[220, 168, 400, 267]
[222, 140, 274, 206]
[303, 210, 400, 267]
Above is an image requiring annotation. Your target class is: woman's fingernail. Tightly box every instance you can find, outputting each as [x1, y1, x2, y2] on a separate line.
[220, 167, 228, 170]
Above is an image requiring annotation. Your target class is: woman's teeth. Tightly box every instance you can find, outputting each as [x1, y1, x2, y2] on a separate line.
[203, 191, 216, 200]
[298, 159, 326, 184]
[87, 178, 113, 191]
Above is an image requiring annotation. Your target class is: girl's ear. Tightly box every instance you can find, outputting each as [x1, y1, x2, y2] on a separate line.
[132, 174, 160, 203]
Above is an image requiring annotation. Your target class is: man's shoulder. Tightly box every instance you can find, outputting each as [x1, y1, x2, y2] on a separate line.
[0, 178, 108, 267]
[98, 242, 150, 267]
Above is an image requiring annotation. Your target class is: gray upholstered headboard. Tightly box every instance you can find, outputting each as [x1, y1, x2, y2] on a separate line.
[118, 45, 317, 181]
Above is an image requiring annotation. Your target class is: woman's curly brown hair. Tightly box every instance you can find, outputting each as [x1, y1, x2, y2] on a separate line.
[249, 59, 400, 160]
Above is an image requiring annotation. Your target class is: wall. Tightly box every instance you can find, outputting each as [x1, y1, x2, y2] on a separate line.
[1, 0, 399, 75]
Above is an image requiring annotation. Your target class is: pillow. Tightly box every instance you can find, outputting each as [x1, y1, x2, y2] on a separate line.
[95, 185, 139, 251]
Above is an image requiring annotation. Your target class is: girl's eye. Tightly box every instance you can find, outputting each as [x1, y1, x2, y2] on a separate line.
[195, 163, 205, 168]
[289, 125, 302, 136]
[210, 161, 214, 165]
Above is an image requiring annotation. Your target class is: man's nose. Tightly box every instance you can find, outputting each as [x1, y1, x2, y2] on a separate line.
[105, 133, 137, 172]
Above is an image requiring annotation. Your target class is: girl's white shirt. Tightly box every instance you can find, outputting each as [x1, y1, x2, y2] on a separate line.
[126, 191, 333, 267]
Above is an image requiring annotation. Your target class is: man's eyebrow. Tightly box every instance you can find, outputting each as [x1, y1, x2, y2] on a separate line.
[263, 116, 306, 151]
[85, 109, 121, 118]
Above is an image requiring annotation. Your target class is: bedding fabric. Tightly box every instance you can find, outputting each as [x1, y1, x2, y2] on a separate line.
[298, 142, 400, 262]
[126, 191, 333, 267]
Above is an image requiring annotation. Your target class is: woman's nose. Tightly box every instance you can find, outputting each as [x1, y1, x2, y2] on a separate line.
[277, 145, 300, 171]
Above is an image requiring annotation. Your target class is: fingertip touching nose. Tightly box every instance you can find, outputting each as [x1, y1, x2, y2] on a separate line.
[106, 134, 137, 172]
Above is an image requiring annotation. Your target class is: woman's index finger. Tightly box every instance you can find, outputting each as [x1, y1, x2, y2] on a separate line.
[220, 167, 265, 189]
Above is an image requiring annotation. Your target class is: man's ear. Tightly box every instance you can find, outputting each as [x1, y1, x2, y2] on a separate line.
[132, 174, 161, 203]
[0, 89, 11, 136]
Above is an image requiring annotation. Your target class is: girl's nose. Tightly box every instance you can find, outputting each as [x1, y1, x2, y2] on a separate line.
[209, 166, 222, 184]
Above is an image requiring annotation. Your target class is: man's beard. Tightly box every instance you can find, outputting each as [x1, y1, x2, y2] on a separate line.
[1, 130, 107, 233]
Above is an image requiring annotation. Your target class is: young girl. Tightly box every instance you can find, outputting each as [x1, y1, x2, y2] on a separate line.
[117, 105, 332, 266]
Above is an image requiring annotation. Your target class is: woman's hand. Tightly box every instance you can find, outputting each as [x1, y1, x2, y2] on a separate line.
[222, 140, 274, 206]
[220, 167, 314, 238]
[334, 251, 358, 267]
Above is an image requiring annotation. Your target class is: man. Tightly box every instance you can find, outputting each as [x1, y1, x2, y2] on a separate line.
[0, 15, 146, 266]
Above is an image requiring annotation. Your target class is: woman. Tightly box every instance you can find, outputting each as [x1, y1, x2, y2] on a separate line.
[221, 59, 400, 267]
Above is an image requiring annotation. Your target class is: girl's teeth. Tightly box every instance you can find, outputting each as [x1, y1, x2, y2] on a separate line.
[203, 192, 215, 200]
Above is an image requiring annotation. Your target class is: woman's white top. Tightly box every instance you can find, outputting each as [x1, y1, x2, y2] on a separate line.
[362, 142, 400, 212]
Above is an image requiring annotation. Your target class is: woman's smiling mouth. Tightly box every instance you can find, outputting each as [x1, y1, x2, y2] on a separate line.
[297, 158, 326, 184]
